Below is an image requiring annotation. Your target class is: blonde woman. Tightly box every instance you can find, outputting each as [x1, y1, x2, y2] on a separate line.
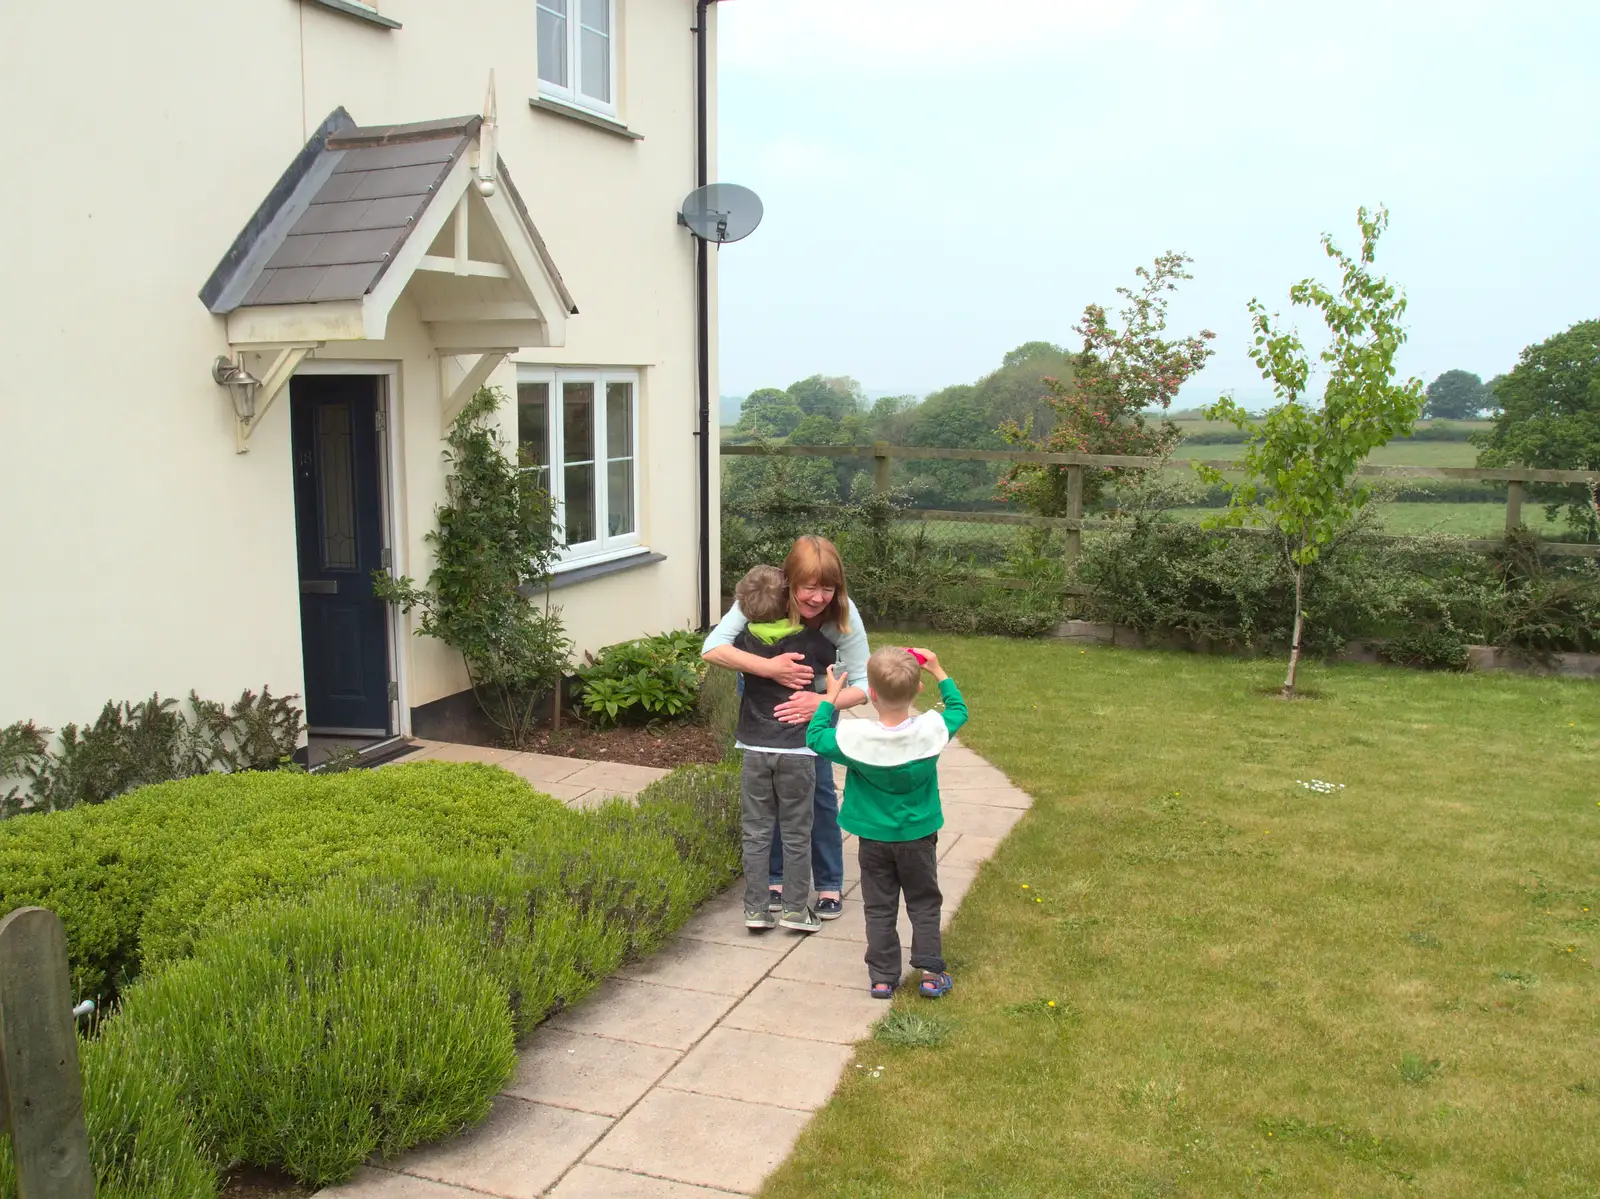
[703, 535, 870, 918]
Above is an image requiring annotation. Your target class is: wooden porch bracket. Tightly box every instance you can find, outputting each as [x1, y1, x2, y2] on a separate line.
[234, 344, 317, 454]
[440, 350, 513, 435]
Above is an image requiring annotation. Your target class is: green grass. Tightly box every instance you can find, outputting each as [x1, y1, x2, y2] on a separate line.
[763, 640, 1600, 1197]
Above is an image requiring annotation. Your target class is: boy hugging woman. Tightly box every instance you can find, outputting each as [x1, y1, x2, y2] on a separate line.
[731, 564, 968, 999]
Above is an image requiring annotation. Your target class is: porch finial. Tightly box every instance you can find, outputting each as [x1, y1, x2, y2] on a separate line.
[477, 70, 498, 197]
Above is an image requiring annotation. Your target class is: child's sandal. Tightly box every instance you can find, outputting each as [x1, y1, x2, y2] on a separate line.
[870, 981, 896, 1000]
[918, 971, 953, 999]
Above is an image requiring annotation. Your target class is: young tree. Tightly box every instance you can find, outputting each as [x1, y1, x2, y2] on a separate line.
[1200, 207, 1424, 697]
[1422, 369, 1488, 419]
[999, 252, 1215, 512]
[1472, 318, 1600, 540]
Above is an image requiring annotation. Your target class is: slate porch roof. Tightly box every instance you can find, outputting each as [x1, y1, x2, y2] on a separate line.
[200, 109, 576, 317]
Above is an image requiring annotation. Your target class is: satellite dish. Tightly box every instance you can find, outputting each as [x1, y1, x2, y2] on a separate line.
[678, 183, 764, 244]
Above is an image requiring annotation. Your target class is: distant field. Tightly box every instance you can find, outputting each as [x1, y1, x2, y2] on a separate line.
[899, 502, 1563, 549]
[1173, 440, 1480, 467]
[1165, 502, 1561, 537]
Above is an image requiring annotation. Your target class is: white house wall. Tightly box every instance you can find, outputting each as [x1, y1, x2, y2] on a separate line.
[0, 0, 714, 735]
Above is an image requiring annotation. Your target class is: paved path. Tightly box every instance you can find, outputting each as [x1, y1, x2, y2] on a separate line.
[325, 715, 1030, 1197]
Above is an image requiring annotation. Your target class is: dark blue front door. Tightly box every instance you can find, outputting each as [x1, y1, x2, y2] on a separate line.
[290, 376, 391, 734]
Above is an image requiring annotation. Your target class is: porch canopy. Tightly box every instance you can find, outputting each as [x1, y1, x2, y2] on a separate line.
[200, 107, 576, 441]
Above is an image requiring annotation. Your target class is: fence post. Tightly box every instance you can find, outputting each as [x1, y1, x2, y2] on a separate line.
[0, 908, 94, 1199]
[1506, 479, 1524, 533]
[1064, 464, 1084, 566]
[872, 441, 890, 496]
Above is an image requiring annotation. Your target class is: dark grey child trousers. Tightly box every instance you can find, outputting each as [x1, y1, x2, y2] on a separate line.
[857, 833, 944, 984]
[740, 751, 815, 911]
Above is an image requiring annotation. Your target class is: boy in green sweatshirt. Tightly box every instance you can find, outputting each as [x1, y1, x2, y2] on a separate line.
[807, 646, 968, 999]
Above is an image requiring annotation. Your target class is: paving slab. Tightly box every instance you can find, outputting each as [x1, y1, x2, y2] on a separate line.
[941, 781, 1033, 809]
[586, 1090, 811, 1194]
[320, 1167, 484, 1197]
[941, 833, 1002, 867]
[721, 977, 884, 1046]
[505, 1028, 681, 1118]
[660, 1027, 856, 1111]
[615, 938, 784, 997]
[392, 1095, 611, 1198]
[498, 752, 594, 786]
[545, 978, 738, 1051]
[770, 931, 872, 991]
[415, 742, 517, 765]
[562, 760, 671, 792]
[549, 1165, 744, 1197]
[940, 799, 1026, 839]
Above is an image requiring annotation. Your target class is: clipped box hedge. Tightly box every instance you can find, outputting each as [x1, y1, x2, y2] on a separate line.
[0, 756, 742, 1194]
[0, 761, 569, 999]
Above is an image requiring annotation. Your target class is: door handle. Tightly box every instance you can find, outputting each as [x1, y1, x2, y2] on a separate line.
[300, 580, 338, 595]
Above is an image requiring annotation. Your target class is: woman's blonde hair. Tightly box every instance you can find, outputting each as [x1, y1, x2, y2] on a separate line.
[783, 535, 850, 632]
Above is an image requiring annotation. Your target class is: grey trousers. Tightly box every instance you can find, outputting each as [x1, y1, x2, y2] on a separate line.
[741, 752, 815, 911]
[858, 833, 945, 985]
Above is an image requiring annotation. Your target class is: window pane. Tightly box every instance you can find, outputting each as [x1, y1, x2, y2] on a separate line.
[607, 459, 634, 536]
[579, 27, 610, 101]
[581, 0, 608, 33]
[315, 402, 358, 570]
[563, 382, 594, 463]
[564, 464, 596, 544]
[605, 380, 633, 459]
[517, 381, 549, 469]
[537, 5, 567, 86]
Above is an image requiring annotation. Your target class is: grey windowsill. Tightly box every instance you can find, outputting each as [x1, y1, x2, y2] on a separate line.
[519, 550, 666, 596]
[528, 97, 644, 141]
[304, 0, 401, 29]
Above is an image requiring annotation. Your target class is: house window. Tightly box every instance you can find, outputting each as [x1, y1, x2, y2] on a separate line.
[517, 369, 639, 565]
[537, 0, 616, 116]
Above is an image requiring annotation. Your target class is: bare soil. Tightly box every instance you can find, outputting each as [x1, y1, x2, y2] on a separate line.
[440, 715, 729, 770]
[219, 1166, 310, 1199]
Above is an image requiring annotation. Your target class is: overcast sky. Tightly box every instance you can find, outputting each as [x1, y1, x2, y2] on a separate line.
[715, 0, 1600, 406]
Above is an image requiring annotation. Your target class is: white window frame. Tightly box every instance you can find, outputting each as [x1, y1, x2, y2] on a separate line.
[536, 0, 619, 118]
[517, 366, 642, 569]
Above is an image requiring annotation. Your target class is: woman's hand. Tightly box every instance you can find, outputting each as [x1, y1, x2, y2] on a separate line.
[763, 652, 815, 690]
[774, 688, 825, 724]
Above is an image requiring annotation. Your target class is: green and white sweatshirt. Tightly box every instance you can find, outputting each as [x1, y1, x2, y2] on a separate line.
[806, 678, 969, 842]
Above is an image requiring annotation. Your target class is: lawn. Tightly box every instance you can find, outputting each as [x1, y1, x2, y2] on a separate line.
[763, 640, 1599, 1197]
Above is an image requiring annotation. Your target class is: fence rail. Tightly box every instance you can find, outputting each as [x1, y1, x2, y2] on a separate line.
[722, 441, 1600, 561]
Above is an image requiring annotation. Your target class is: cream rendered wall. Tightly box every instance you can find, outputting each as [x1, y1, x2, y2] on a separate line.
[0, 0, 712, 734]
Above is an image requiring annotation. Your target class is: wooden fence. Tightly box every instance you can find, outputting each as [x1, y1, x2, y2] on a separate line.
[721, 442, 1600, 565]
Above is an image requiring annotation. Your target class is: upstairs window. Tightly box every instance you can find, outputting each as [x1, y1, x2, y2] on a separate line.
[537, 0, 616, 116]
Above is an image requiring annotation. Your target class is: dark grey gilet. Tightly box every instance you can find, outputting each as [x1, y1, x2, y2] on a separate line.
[733, 626, 837, 750]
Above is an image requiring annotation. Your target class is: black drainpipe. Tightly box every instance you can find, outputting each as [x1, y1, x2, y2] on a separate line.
[694, 0, 715, 630]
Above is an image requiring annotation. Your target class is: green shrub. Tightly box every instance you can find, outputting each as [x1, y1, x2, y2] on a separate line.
[1, 689, 303, 817]
[575, 630, 708, 726]
[116, 890, 514, 1188]
[0, 1020, 219, 1199]
[0, 762, 566, 1000]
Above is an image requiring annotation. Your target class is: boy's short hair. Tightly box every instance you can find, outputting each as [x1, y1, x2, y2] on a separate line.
[867, 647, 922, 706]
[735, 565, 789, 624]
